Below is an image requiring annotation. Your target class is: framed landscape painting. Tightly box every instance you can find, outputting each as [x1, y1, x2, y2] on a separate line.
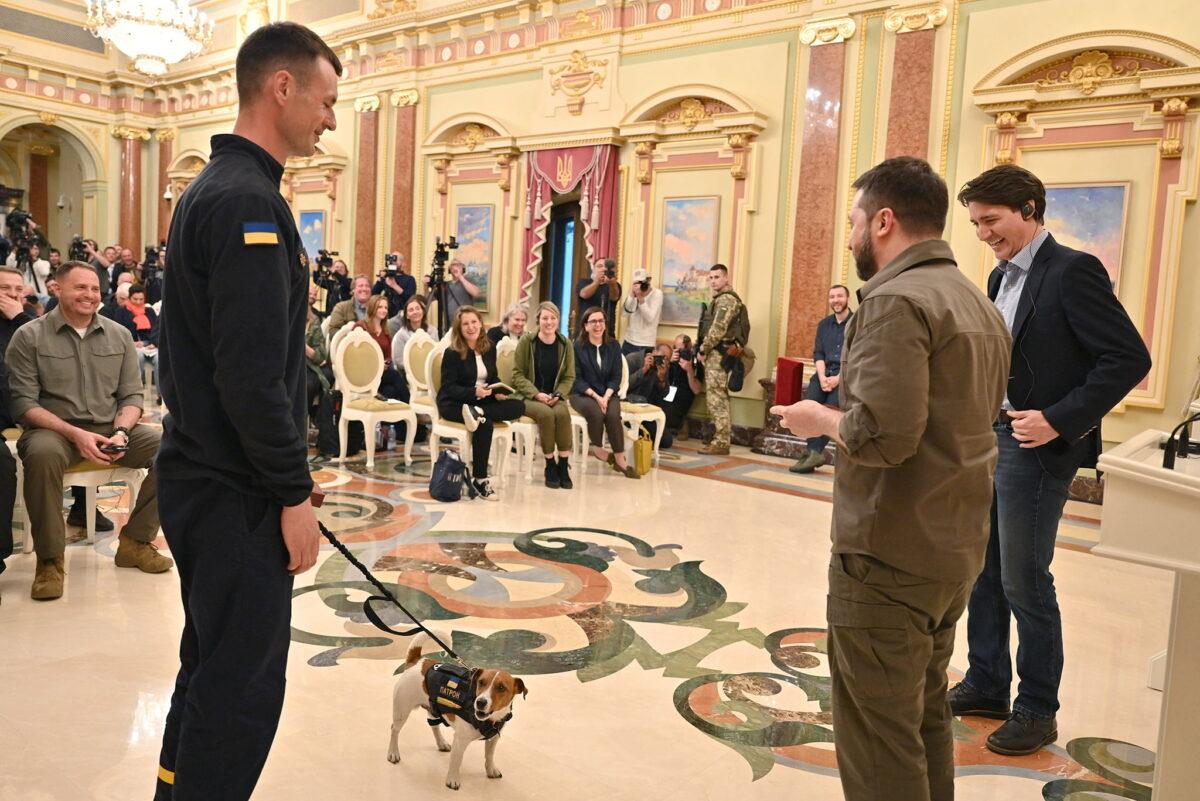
[660, 196, 720, 326]
[1044, 182, 1130, 289]
[455, 204, 494, 309]
[299, 210, 325, 261]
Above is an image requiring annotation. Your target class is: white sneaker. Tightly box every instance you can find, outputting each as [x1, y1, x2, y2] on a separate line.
[472, 478, 499, 501]
[462, 404, 487, 433]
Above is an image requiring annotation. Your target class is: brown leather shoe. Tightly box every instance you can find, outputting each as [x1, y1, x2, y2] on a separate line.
[115, 535, 174, 573]
[31, 557, 65, 601]
[675, 427, 689, 441]
[700, 443, 730, 456]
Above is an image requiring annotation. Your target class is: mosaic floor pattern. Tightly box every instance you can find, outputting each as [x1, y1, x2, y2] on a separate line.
[0, 442, 1171, 800]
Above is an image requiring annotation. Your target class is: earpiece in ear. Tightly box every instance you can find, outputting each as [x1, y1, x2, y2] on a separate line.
[1021, 202, 1034, 220]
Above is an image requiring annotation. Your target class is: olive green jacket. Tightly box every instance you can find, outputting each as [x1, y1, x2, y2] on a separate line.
[510, 332, 575, 400]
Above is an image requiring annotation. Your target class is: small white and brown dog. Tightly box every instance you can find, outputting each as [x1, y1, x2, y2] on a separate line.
[387, 634, 528, 791]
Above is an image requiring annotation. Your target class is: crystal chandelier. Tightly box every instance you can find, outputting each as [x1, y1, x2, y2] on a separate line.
[85, 0, 214, 78]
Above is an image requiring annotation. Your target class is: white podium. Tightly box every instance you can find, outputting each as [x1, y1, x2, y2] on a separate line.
[1096, 429, 1200, 800]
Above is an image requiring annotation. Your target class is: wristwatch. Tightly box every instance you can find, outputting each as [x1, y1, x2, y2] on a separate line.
[114, 425, 132, 440]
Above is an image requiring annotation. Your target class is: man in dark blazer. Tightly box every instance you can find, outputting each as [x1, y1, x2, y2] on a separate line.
[948, 165, 1151, 756]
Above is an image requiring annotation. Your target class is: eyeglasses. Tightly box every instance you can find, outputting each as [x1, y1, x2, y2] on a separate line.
[586, 319, 605, 325]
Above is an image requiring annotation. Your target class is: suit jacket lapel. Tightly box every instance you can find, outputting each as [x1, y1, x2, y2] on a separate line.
[1010, 232, 1055, 343]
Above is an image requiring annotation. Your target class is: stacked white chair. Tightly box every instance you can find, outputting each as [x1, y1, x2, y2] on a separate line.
[332, 327, 417, 471]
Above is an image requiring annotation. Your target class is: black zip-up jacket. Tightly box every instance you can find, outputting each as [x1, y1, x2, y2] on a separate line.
[0, 311, 34, 429]
[157, 134, 313, 507]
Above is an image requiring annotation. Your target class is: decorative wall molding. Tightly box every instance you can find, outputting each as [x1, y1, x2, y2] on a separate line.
[37, 111, 59, 125]
[884, 3, 948, 35]
[799, 17, 855, 47]
[390, 88, 420, 107]
[547, 49, 608, 115]
[993, 111, 1021, 165]
[155, 128, 176, 142]
[111, 125, 150, 141]
[1160, 96, 1189, 158]
[354, 95, 382, 113]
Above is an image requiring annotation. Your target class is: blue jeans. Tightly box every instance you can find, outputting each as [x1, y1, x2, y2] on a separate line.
[803, 374, 839, 453]
[962, 424, 1074, 719]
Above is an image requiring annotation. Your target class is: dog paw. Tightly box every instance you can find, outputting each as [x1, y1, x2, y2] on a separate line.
[445, 779, 461, 791]
[437, 742, 452, 753]
[387, 751, 401, 764]
[487, 768, 503, 779]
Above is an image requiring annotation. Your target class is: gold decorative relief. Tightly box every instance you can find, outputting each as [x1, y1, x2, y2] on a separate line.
[495, 151, 516, 191]
[884, 3, 948, 34]
[657, 97, 737, 131]
[549, 50, 608, 115]
[391, 89, 419, 107]
[1160, 97, 1189, 158]
[238, 0, 270, 38]
[354, 95, 381, 114]
[799, 17, 855, 47]
[433, 158, 451, 194]
[634, 141, 655, 185]
[37, 112, 60, 125]
[452, 123, 489, 151]
[29, 143, 56, 157]
[727, 133, 753, 180]
[368, 0, 415, 19]
[555, 154, 574, 189]
[564, 9, 600, 35]
[1036, 50, 1140, 96]
[993, 112, 1021, 165]
[155, 128, 176, 142]
[111, 125, 151, 141]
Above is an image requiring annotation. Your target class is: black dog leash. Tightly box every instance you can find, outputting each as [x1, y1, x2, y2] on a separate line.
[315, 517, 460, 661]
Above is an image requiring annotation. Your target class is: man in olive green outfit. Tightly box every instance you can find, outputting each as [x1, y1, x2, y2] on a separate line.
[773, 157, 1010, 801]
[696, 264, 748, 456]
[6, 261, 171, 601]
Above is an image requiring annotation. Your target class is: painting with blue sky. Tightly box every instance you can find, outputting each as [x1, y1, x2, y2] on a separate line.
[455, 205, 493, 308]
[1044, 183, 1129, 288]
[660, 196, 720, 325]
[299, 211, 325, 261]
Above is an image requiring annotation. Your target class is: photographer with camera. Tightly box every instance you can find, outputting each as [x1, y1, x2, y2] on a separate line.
[375, 251, 417, 324]
[140, 245, 165, 305]
[428, 258, 478, 324]
[310, 250, 350, 316]
[620, 268, 662, 358]
[575, 258, 621, 334]
[5, 239, 51, 301]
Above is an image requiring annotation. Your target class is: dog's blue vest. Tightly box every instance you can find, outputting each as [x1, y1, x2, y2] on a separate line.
[424, 662, 511, 740]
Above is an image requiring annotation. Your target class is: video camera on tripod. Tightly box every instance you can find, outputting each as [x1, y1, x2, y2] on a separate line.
[314, 248, 338, 281]
[5, 208, 35, 270]
[426, 236, 458, 336]
[68, 235, 89, 263]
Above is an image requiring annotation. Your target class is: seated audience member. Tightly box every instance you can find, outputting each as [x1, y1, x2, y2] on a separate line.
[305, 286, 337, 459]
[5, 260, 170, 602]
[790, 284, 851, 474]
[626, 343, 675, 448]
[112, 247, 140, 287]
[101, 276, 133, 319]
[113, 283, 160, 394]
[0, 265, 36, 604]
[377, 253, 418, 323]
[390, 296, 435, 373]
[42, 277, 61, 315]
[437, 307, 525, 501]
[328, 275, 372, 333]
[354, 294, 410, 447]
[6, 242, 51, 300]
[46, 248, 62, 275]
[571, 305, 639, 479]
[511, 301, 576, 489]
[487, 303, 529, 345]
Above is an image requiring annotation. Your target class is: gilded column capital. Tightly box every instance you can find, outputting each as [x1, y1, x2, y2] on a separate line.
[884, 3, 948, 34]
[993, 111, 1023, 165]
[354, 95, 382, 114]
[1160, 97, 1189, 158]
[799, 17, 855, 47]
[433, 157, 451, 194]
[390, 88, 420, 107]
[155, 128, 177, 142]
[111, 125, 151, 141]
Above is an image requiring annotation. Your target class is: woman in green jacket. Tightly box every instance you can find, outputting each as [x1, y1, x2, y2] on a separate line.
[510, 301, 576, 488]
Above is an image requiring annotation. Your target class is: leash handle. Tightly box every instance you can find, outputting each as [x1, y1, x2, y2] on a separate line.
[316, 520, 460, 661]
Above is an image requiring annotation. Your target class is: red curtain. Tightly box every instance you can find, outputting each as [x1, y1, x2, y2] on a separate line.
[519, 144, 619, 303]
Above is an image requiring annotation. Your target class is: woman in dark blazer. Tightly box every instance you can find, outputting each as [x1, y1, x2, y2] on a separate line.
[437, 307, 525, 500]
[570, 305, 638, 478]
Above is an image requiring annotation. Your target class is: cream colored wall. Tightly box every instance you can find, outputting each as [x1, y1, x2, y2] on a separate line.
[949, 0, 1200, 443]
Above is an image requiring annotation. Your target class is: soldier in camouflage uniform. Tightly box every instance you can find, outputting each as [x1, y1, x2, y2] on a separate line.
[697, 264, 749, 455]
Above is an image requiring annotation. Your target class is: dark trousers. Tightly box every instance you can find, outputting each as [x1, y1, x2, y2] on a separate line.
[440, 397, 524, 477]
[803, 374, 840, 453]
[642, 421, 673, 449]
[155, 477, 293, 801]
[0, 434, 15, 575]
[570, 394, 624, 451]
[621, 340, 648, 359]
[828, 554, 969, 801]
[963, 426, 1073, 719]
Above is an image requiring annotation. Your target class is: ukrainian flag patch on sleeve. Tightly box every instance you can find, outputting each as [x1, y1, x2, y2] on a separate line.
[242, 222, 280, 246]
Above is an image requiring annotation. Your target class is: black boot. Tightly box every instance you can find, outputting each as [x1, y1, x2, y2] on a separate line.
[543, 458, 560, 489]
[557, 458, 573, 489]
[986, 711, 1057, 756]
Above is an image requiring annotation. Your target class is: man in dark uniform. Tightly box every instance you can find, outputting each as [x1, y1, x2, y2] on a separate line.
[790, 284, 852, 473]
[153, 23, 341, 801]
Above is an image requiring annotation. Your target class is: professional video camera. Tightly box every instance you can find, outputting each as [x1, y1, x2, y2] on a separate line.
[141, 242, 165, 304]
[315, 248, 337, 277]
[426, 236, 458, 336]
[5, 208, 34, 270]
[69, 235, 88, 263]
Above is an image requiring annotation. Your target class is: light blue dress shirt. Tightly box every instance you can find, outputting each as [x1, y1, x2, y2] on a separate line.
[993, 228, 1049, 409]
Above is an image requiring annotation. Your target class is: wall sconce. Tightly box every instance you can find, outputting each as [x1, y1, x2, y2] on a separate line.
[163, 184, 174, 201]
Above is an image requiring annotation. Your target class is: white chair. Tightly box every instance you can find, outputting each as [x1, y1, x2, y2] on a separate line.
[494, 338, 539, 479]
[332, 327, 417, 471]
[619, 357, 666, 465]
[426, 347, 512, 482]
[402, 329, 438, 423]
[6, 429, 148, 551]
[320, 314, 334, 347]
[328, 321, 358, 387]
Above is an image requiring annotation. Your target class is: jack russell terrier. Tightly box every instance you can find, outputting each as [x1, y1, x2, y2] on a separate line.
[387, 635, 528, 790]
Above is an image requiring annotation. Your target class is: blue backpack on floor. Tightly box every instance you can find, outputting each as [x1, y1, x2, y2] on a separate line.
[429, 450, 475, 502]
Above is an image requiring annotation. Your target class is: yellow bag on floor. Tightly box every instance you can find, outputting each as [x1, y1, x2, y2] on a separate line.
[634, 426, 653, 475]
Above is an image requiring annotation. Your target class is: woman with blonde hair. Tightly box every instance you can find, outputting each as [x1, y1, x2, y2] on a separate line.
[437, 307, 525, 500]
[511, 301, 576, 488]
[487, 302, 529, 345]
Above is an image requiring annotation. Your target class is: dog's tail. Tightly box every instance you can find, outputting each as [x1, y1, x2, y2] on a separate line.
[403, 630, 453, 668]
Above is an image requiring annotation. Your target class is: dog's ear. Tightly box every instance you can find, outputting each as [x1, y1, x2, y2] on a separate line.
[514, 678, 527, 698]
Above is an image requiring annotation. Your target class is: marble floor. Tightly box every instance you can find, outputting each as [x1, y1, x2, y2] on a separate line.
[0, 439, 1170, 800]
